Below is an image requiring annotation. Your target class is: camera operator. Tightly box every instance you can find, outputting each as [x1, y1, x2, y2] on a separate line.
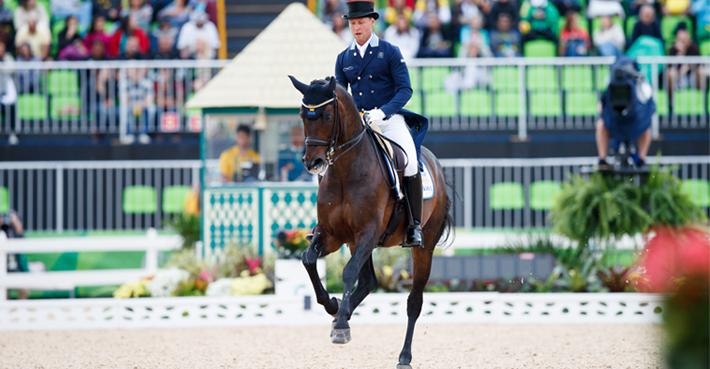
[2, 210, 27, 273]
[595, 57, 655, 168]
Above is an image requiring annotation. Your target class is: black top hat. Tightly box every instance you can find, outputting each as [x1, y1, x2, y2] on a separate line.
[343, 0, 379, 20]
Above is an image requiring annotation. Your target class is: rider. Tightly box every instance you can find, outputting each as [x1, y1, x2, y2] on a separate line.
[335, 0, 424, 248]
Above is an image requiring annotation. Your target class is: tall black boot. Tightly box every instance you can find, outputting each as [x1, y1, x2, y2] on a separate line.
[402, 173, 423, 248]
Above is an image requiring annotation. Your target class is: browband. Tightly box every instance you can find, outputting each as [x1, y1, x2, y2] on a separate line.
[302, 98, 335, 110]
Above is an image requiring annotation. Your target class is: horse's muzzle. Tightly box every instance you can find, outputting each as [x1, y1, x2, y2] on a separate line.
[305, 157, 328, 176]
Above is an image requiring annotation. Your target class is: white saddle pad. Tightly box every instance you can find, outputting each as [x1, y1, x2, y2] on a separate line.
[422, 164, 434, 200]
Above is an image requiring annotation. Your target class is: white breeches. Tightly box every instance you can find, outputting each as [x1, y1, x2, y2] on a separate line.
[377, 114, 418, 176]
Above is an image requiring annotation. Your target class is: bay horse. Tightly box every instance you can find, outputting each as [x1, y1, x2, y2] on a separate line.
[289, 75, 452, 369]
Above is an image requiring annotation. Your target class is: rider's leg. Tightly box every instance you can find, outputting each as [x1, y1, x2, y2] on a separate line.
[378, 115, 422, 247]
[636, 128, 651, 165]
[595, 118, 610, 165]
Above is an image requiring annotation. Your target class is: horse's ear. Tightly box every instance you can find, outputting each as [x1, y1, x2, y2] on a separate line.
[288, 75, 309, 95]
[328, 76, 336, 93]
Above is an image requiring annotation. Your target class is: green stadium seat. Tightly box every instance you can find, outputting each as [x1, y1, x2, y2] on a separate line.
[655, 89, 669, 116]
[421, 67, 449, 91]
[565, 91, 598, 116]
[123, 186, 158, 214]
[405, 92, 422, 112]
[491, 66, 520, 91]
[673, 89, 705, 115]
[460, 89, 492, 117]
[529, 181, 562, 210]
[625, 16, 637, 39]
[409, 69, 420, 91]
[47, 70, 79, 96]
[51, 96, 81, 119]
[424, 91, 456, 117]
[523, 39, 557, 57]
[562, 66, 594, 91]
[0, 187, 9, 213]
[490, 182, 525, 210]
[162, 186, 191, 214]
[526, 66, 558, 90]
[4, 0, 17, 10]
[17, 94, 48, 121]
[529, 92, 562, 116]
[661, 16, 693, 47]
[681, 179, 710, 207]
[494, 91, 522, 116]
[595, 66, 610, 91]
[701, 39, 710, 56]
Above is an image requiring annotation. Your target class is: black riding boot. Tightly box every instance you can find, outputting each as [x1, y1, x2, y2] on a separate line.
[402, 173, 423, 248]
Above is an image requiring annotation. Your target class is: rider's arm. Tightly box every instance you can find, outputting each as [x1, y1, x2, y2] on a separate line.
[380, 45, 413, 118]
[334, 52, 349, 90]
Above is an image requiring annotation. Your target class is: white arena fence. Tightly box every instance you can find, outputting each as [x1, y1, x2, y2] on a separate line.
[0, 57, 707, 140]
[0, 292, 664, 330]
[0, 156, 707, 232]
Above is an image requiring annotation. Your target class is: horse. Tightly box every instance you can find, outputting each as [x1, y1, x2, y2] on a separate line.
[288, 75, 452, 369]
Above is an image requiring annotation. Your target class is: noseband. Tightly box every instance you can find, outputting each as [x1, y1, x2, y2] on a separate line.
[302, 95, 365, 165]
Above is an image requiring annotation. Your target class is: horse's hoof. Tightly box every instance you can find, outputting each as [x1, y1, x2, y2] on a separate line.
[330, 328, 351, 344]
[396, 364, 413, 369]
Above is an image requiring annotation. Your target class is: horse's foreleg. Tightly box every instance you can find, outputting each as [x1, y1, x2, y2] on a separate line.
[302, 232, 339, 316]
[331, 234, 376, 344]
[397, 245, 434, 369]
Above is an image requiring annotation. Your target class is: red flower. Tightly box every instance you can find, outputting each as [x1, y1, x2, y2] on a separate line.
[637, 226, 710, 293]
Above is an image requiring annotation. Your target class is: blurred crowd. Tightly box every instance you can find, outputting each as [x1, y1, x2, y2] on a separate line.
[0, 0, 220, 62]
[322, 0, 709, 59]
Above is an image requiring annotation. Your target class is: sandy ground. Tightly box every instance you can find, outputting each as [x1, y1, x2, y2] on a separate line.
[0, 324, 663, 369]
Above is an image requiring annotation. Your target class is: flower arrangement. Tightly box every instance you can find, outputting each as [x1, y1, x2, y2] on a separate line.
[274, 229, 310, 259]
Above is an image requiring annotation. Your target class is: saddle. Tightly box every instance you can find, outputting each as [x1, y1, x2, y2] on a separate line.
[366, 123, 406, 200]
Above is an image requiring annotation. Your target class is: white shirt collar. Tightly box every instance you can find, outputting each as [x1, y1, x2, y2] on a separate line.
[349, 34, 380, 57]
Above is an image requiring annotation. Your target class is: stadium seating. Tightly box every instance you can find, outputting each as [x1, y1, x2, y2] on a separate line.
[162, 186, 192, 214]
[565, 91, 598, 116]
[424, 91, 456, 117]
[50, 96, 81, 120]
[529, 181, 562, 210]
[673, 89, 705, 116]
[701, 39, 710, 56]
[562, 65, 594, 91]
[490, 182, 525, 210]
[123, 186, 158, 214]
[523, 39, 557, 57]
[494, 91, 522, 116]
[526, 66, 559, 90]
[460, 89, 492, 116]
[681, 179, 710, 207]
[492, 66, 520, 92]
[655, 90, 669, 116]
[661, 15, 693, 47]
[421, 67, 449, 91]
[0, 187, 9, 213]
[47, 70, 80, 96]
[17, 94, 49, 121]
[529, 91, 562, 116]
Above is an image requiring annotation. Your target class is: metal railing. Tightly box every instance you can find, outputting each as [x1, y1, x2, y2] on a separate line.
[1, 57, 707, 141]
[0, 157, 708, 232]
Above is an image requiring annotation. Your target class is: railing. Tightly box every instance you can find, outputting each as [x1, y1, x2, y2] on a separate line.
[0, 157, 708, 232]
[1, 57, 707, 140]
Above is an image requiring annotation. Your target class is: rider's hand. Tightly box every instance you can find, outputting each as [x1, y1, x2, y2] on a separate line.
[363, 109, 386, 126]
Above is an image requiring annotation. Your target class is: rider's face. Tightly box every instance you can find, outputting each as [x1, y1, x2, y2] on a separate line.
[348, 17, 375, 46]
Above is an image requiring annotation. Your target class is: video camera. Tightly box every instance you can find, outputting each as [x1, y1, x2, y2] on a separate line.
[601, 57, 655, 142]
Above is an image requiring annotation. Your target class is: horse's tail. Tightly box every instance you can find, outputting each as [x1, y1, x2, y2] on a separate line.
[435, 191, 454, 247]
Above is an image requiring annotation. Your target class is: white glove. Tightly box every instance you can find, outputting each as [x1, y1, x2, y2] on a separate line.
[363, 109, 386, 126]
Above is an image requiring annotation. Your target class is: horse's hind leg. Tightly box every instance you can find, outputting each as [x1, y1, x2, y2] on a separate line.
[347, 256, 378, 316]
[397, 243, 434, 369]
[302, 231, 339, 316]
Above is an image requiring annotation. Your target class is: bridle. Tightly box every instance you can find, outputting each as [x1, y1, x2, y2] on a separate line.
[301, 94, 366, 166]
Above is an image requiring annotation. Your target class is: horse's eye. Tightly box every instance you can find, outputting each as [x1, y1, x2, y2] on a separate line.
[323, 112, 332, 121]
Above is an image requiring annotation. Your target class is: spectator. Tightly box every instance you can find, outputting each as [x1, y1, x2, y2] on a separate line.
[593, 15, 625, 56]
[332, 13, 353, 43]
[121, 35, 146, 59]
[122, 67, 154, 144]
[52, 0, 92, 30]
[57, 15, 82, 56]
[3, 210, 28, 286]
[629, 5, 663, 47]
[219, 124, 261, 183]
[383, 12, 421, 59]
[454, 0, 483, 29]
[690, 0, 710, 40]
[120, 0, 153, 32]
[92, 0, 121, 22]
[88, 62, 118, 128]
[14, 43, 41, 93]
[158, 0, 192, 29]
[0, 39, 17, 130]
[152, 33, 179, 59]
[489, 13, 521, 56]
[459, 11, 490, 51]
[176, 11, 219, 59]
[108, 15, 150, 58]
[667, 24, 702, 91]
[83, 15, 111, 51]
[14, 15, 50, 60]
[444, 38, 492, 92]
[520, 0, 560, 44]
[559, 11, 590, 56]
[58, 38, 89, 60]
[88, 38, 110, 60]
[0, 0, 13, 26]
[627, 0, 655, 16]
[413, 0, 452, 27]
[587, 0, 625, 18]
[321, 0, 347, 27]
[278, 126, 312, 182]
[417, 12, 455, 57]
[384, 0, 415, 25]
[151, 16, 178, 53]
[14, 0, 49, 31]
[190, 0, 218, 24]
[488, 0, 517, 30]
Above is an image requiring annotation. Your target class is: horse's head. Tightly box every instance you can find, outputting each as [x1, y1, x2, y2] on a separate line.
[289, 75, 338, 176]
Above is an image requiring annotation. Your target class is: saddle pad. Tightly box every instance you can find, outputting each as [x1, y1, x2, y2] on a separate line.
[422, 164, 434, 200]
